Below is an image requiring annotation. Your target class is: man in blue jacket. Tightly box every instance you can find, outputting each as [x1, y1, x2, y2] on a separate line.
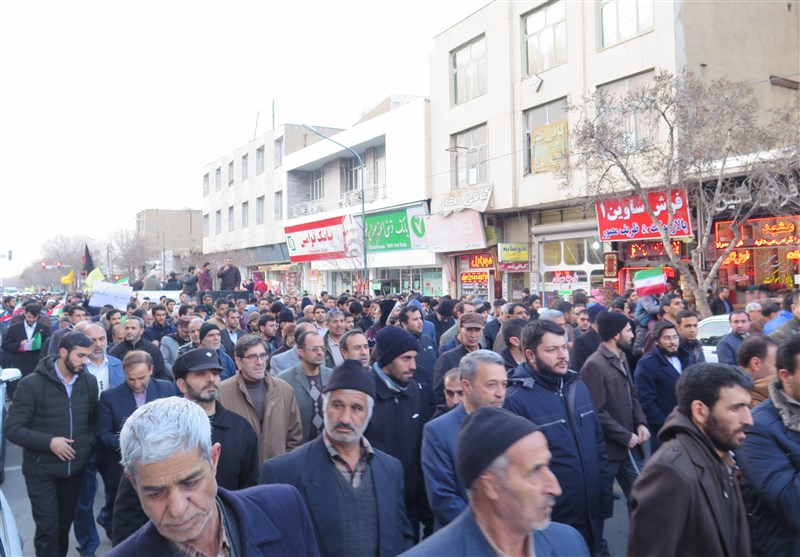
[504, 319, 613, 555]
[738, 335, 800, 556]
[403, 407, 588, 557]
[261, 359, 413, 556]
[107, 396, 318, 557]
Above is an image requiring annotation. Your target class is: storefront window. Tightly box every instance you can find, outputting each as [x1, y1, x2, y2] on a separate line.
[563, 238, 585, 265]
[542, 240, 562, 265]
[587, 237, 603, 264]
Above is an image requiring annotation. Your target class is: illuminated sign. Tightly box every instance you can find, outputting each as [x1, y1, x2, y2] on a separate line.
[722, 251, 752, 266]
[461, 272, 489, 284]
[787, 250, 800, 261]
[604, 253, 618, 279]
[469, 253, 494, 269]
[627, 241, 682, 259]
[551, 271, 580, 284]
[715, 215, 800, 249]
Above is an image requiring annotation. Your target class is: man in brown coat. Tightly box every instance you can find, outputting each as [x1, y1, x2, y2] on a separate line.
[628, 363, 754, 557]
[581, 311, 649, 501]
[219, 334, 303, 464]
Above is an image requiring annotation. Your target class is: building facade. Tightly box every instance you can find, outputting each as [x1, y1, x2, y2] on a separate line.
[135, 209, 203, 274]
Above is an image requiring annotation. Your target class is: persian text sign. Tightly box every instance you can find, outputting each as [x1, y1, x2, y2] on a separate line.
[284, 216, 346, 262]
[498, 243, 529, 262]
[715, 215, 800, 249]
[365, 206, 426, 253]
[596, 190, 692, 242]
[411, 210, 486, 252]
[432, 184, 493, 215]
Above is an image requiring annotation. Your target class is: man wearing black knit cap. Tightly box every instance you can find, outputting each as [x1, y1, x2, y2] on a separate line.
[402, 407, 588, 556]
[365, 326, 430, 539]
[261, 359, 413, 556]
[425, 299, 455, 344]
[581, 311, 649, 507]
[197, 322, 236, 380]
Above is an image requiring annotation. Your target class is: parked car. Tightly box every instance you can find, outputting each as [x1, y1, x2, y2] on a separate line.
[697, 315, 730, 363]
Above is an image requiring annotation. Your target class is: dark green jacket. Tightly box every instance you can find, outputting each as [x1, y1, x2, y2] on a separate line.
[5, 355, 98, 477]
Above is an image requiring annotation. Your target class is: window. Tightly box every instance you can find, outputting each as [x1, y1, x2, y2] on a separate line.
[274, 138, 283, 168]
[344, 156, 365, 193]
[311, 168, 325, 200]
[562, 238, 586, 265]
[228, 206, 234, 231]
[373, 144, 386, 187]
[450, 124, 488, 189]
[256, 196, 265, 224]
[600, 0, 654, 48]
[524, 1, 567, 75]
[215, 167, 221, 191]
[215, 210, 221, 234]
[228, 161, 234, 185]
[241, 154, 249, 181]
[256, 146, 265, 175]
[599, 71, 657, 149]
[203, 214, 209, 237]
[451, 35, 487, 105]
[203, 173, 209, 196]
[241, 201, 249, 228]
[525, 99, 568, 174]
[274, 191, 283, 220]
[542, 241, 561, 266]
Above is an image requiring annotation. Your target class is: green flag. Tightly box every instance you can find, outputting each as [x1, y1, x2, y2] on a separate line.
[29, 331, 42, 351]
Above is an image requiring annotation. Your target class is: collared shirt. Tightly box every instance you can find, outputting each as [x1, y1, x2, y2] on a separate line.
[86, 355, 110, 396]
[54, 362, 78, 398]
[172, 501, 231, 557]
[478, 519, 535, 557]
[327, 335, 344, 367]
[323, 432, 374, 488]
[23, 320, 36, 341]
[227, 329, 239, 345]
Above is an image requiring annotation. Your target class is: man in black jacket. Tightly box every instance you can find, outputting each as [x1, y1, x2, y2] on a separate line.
[109, 316, 169, 380]
[398, 305, 438, 421]
[5, 332, 98, 557]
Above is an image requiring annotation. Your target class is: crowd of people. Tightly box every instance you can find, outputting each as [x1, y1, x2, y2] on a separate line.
[1, 275, 799, 557]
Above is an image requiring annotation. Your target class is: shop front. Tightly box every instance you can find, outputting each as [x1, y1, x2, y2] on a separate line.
[285, 215, 354, 295]
[715, 215, 800, 297]
[497, 243, 530, 302]
[534, 232, 605, 306]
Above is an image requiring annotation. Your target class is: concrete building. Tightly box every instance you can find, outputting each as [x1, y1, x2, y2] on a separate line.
[135, 209, 203, 274]
[429, 0, 799, 301]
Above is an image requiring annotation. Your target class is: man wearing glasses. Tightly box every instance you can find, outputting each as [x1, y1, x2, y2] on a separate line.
[220, 335, 302, 464]
[277, 331, 333, 443]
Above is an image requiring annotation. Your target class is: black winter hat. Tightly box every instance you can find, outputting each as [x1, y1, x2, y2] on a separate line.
[198, 322, 220, 342]
[437, 299, 455, 318]
[324, 359, 376, 399]
[597, 311, 631, 341]
[456, 407, 540, 488]
[278, 308, 295, 323]
[375, 326, 418, 368]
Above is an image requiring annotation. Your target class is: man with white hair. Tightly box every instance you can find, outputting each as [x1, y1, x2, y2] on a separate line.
[107, 397, 319, 556]
[261, 359, 413, 556]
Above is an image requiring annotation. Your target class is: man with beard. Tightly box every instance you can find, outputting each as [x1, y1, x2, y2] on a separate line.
[676, 309, 705, 367]
[504, 319, 612, 555]
[257, 313, 283, 355]
[217, 257, 242, 291]
[716, 310, 750, 366]
[159, 315, 192, 378]
[581, 312, 649, 507]
[109, 316, 169, 380]
[142, 304, 175, 347]
[737, 334, 778, 406]
[634, 320, 684, 451]
[398, 304, 438, 421]
[261, 360, 413, 557]
[5, 332, 98, 557]
[422, 350, 508, 530]
[197, 322, 237, 380]
[405, 407, 588, 557]
[433, 313, 485, 407]
[628, 364, 753, 556]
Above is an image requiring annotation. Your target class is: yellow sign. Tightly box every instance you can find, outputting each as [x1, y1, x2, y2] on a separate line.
[498, 243, 529, 263]
[531, 120, 568, 173]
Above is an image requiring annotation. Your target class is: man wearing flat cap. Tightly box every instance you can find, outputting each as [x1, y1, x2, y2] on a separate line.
[433, 312, 486, 407]
[402, 407, 588, 556]
[580, 312, 649, 507]
[261, 359, 413, 556]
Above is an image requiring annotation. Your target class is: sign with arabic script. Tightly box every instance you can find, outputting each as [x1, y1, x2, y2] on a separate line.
[365, 206, 427, 253]
[715, 215, 800, 249]
[531, 120, 568, 173]
[284, 216, 347, 262]
[432, 183, 493, 216]
[596, 190, 692, 242]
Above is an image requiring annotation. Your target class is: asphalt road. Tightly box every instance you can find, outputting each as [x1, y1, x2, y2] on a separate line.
[3, 439, 631, 557]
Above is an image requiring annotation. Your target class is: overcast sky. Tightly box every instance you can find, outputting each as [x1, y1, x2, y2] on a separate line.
[0, 0, 489, 278]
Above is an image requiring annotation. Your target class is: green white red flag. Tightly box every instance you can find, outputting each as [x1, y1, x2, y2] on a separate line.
[633, 267, 667, 297]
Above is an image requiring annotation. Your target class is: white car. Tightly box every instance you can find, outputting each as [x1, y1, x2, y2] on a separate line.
[697, 315, 731, 363]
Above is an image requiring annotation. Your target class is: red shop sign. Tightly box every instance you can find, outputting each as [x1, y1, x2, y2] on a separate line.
[461, 271, 489, 284]
[596, 190, 692, 242]
[469, 253, 494, 269]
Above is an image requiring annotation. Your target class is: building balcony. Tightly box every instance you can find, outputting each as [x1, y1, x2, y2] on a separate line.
[289, 187, 382, 219]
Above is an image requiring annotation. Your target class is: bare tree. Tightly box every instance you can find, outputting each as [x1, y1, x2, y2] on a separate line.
[109, 228, 157, 279]
[564, 69, 799, 317]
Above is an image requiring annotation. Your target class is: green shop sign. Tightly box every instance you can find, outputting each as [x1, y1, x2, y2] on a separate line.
[365, 209, 413, 252]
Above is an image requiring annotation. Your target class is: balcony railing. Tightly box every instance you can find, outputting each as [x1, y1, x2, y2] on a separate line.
[290, 188, 380, 218]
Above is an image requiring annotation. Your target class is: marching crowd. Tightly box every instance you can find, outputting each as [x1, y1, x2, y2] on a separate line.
[2, 263, 800, 557]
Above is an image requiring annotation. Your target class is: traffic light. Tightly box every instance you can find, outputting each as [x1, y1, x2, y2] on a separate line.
[41, 261, 46, 269]
[56, 261, 62, 268]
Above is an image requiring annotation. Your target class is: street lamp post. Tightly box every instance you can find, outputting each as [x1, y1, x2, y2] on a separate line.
[302, 124, 368, 292]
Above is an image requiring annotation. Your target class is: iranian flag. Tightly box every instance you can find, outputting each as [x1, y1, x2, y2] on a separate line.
[633, 267, 667, 297]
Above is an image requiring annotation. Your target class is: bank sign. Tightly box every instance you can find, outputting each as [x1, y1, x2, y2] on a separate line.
[365, 206, 427, 253]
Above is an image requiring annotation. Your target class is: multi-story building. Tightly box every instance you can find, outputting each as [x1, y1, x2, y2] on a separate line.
[429, 0, 799, 301]
[203, 96, 439, 296]
[281, 95, 440, 296]
[135, 209, 203, 274]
